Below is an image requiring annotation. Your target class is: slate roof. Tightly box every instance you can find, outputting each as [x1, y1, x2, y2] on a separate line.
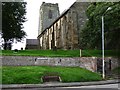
[26, 39, 38, 45]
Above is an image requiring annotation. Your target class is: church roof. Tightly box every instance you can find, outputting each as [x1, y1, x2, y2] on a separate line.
[26, 39, 38, 45]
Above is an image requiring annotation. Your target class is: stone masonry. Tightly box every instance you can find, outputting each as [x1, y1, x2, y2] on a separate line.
[38, 2, 89, 50]
[38, 2, 60, 36]
[2, 56, 118, 73]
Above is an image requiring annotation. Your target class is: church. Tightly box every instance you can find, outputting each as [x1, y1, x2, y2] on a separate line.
[38, 2, 89, 50]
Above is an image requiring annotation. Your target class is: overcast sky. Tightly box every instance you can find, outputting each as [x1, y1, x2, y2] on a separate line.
[12, 0, 76, 50]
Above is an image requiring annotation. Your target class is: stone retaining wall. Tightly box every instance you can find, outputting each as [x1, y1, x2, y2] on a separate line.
[2, 56, 118, 72]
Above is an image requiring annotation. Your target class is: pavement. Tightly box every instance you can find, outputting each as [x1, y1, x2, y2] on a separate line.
[1, 79, 120, 89]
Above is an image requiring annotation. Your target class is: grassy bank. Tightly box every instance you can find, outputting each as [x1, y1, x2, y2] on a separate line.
[2, 66, 102, 84]
[2, 50, 118, 57]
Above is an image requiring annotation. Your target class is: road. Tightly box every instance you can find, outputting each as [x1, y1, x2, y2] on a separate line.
[64, 83, 119, 88]
[2, 83, 119, 90]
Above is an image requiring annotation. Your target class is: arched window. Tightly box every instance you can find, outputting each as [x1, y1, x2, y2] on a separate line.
[48, 10, 52, 19]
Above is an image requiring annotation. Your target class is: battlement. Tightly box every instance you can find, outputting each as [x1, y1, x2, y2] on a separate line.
[40, 2, 59, 8]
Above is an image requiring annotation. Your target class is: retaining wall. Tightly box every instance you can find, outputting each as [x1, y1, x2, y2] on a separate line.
[2, 56, 118, 72]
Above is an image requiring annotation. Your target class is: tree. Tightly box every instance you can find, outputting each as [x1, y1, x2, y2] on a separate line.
[2, 2, 27, 50]
[81, 2, 120, 50]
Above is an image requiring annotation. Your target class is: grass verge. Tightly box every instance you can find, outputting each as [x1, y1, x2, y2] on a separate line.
[2, 66, 102, 84]
[2, 50, 118, 57]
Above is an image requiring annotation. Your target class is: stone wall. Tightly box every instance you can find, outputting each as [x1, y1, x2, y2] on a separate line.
[2, 56, 35, 66]
[2, 56, 118, 72]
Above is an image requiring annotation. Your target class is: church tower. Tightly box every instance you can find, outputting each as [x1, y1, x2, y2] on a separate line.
[38, 2, 60, 35]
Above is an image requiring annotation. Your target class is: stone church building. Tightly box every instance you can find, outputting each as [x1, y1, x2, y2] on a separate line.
[38, 2, 89, 50]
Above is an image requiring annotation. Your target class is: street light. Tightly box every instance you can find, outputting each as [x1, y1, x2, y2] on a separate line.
[102, 7, 112, 79]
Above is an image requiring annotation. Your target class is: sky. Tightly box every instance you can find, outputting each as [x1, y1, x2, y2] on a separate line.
[12, 0, 76, 50]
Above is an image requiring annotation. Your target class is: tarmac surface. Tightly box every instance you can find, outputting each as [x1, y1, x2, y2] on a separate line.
[1, 79, 120, 89]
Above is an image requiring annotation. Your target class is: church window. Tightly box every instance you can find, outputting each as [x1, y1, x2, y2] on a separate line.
[48, 10, 52, 19]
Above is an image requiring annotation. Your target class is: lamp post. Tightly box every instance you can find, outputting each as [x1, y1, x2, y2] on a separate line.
[101, 7, 112, 79]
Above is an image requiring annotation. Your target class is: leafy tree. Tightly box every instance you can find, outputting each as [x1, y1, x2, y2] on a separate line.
[81, 2, 120, 50]
[2, 2, 27, 50]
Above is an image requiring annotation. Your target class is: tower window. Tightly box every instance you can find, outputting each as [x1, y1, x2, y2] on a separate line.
[48, 10, 52, 19]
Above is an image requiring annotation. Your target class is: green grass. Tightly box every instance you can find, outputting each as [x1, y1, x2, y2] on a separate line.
[81, 50, 118, 57]
[2, 50, 80, 57]
[1, 50, 118, 57]
[0, 67, 2, 84]
[2, 66, 102, 84]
